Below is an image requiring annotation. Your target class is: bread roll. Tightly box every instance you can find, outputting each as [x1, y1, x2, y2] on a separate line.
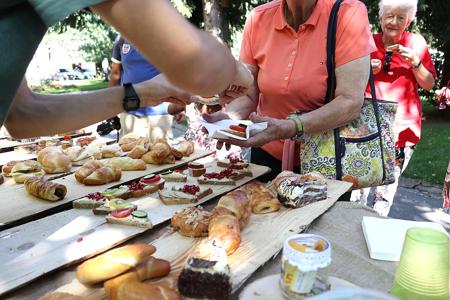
[71, 144, 102, 166]
[62, 146, 83, 161]
[2, 160, 20, 176]
[76, 243, 156, 285]
[83, 166, 122, 185]
[116, 281, 180, 300]
[101, 144, 123, 158]
[242, 181, 281, 214]
[217, 189, 250, 228]
[75, 160, 104, 183]
[142, 141, 175, 165]
[127, 137, 150, 159]
[41, 292, 86, 300]
[103, 157, 146, 171]
[170, 147, 183, 160]
[208, 207, 241, 255]
[104, 256, 171, 300]
[118, 133, 141, 152]
[176, 141, 194, 156]
[37, 147, 72, 174]
[171, 206, 211, 237]
[10, 160, 44, 184]
[24, 176, 67, 201]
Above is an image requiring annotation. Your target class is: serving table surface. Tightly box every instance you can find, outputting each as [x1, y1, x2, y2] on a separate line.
[5, 179, 405, 300]
[0, 135, 396, 300]
[2, 202, 397, 300]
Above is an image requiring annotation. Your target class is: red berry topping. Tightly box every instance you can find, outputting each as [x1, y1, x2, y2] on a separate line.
[127, 181, 147, 191]
[86, 192, 106, 201]
[203, 168, 235, 179]
[181, 184, 200, 195]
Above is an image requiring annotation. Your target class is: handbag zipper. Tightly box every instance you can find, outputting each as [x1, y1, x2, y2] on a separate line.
[343, 132, 380, 143]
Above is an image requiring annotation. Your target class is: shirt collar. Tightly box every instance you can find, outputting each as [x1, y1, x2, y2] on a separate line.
[274, 0, 323, 31]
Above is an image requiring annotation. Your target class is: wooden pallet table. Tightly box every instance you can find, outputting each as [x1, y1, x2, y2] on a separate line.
[0, 149, 213, 229]
[0, 162, 274, 296]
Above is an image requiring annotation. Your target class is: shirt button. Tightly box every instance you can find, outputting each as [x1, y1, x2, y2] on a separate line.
[291, 51, 296, 56]
[288, 63, 293, 68]
[284, 76, 289, 81]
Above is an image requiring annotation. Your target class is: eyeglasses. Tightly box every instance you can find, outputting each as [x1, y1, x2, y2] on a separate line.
[383, 51, 393, 73]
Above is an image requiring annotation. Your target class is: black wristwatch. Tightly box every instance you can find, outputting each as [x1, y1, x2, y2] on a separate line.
[123, 83, 140, 111]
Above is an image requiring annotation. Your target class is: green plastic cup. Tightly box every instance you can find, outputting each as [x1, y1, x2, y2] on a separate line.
[391, 227, 449, 300]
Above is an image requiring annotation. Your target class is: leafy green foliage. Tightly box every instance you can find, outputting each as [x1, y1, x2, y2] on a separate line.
[52, 12, 115, 69]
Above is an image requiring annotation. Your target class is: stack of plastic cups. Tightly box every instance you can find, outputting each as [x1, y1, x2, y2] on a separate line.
[391, 227, 449, 300]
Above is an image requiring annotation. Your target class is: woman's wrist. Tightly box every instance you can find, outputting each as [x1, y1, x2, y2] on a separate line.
[284, 119, 298, 139]
[412, 60, 422, 69]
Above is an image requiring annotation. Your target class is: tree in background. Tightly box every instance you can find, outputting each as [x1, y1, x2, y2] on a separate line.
[53, 11, 115, 75]
[54, 0, 449, 90]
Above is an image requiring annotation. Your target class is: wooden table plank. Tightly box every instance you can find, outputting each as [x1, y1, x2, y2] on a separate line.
[0, 132, 92, 154]
[0, 136, 115, 167]
[25, 179, 352, 300]
[0, 149, 214, 229]
[0, 163, 272, 296]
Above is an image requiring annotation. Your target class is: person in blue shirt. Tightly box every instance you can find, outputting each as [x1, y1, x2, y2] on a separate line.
[109, 36, 185, 141]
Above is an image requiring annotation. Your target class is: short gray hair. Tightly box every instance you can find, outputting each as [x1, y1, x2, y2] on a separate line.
[378, 0, 418, 22]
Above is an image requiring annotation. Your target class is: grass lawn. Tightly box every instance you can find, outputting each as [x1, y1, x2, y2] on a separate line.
[32, 79, 108, 94]
[403, 102, 450, 184]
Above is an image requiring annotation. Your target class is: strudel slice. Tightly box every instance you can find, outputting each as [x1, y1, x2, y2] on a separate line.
[276, 172, 327, 208]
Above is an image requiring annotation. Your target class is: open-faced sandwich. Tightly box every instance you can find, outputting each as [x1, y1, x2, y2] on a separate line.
[220, 124, 247, 139]
[160, 170, 187, 182]
[73, 192, 109, 209]
[106, 208, 152, 229]
[159, 184, 212, 205]
[217, 154, 249, 168]
[92, 198, 136, 215]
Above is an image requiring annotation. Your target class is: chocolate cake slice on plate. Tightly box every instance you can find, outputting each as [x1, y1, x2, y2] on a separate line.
[178, 239, 231, 300]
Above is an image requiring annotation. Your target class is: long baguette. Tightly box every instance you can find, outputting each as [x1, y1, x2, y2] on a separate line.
[76, 244, 156, 286]
[104, 256, 171, 300]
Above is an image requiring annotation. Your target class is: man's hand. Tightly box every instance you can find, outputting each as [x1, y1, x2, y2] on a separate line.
[218, 61, 254, 104]
[173, 112, 186, 123]
[135, 74, 195, 107]
[214, 113, 296, 150]
[371, 59, 382, 75]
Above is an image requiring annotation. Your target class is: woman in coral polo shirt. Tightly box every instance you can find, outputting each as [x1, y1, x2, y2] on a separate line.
[352, 0, 436, 216]
[204, 0, 376, 182]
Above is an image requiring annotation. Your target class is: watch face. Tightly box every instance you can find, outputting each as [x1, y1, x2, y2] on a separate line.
[124, 97, 139, 111]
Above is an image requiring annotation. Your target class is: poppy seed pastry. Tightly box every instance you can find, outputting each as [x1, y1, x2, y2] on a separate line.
[178, 239, 231, 300]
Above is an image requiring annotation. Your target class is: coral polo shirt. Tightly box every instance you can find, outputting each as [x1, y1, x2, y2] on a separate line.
[240, 0, 376, 162]
[368, 32, 437, 148]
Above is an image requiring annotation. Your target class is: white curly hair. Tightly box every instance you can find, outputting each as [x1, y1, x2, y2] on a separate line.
[378, 0, 418, 22]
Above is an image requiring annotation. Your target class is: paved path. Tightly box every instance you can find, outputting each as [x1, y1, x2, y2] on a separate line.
[372, 177, 450, 233]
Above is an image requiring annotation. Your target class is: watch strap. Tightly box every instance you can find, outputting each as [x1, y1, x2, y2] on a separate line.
[412, 60, 422, 69]
[287, 113, 303, 141]
[123, 83, 140, 112]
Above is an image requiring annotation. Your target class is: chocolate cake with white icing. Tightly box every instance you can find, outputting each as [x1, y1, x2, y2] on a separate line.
[275, 172, 327, 208]
[178, 239, 231, 300]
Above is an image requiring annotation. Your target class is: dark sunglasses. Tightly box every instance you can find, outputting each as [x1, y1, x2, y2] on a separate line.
[383, 51, 393, 73]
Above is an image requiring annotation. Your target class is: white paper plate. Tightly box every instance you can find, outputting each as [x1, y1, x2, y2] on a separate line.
[239, 274, 356, 300]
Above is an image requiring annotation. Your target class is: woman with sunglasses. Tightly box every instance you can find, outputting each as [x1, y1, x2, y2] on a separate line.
[352, 0, 437, 216]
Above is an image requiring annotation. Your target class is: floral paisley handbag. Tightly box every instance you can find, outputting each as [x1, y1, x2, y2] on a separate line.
[300, 0, 397, 189]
